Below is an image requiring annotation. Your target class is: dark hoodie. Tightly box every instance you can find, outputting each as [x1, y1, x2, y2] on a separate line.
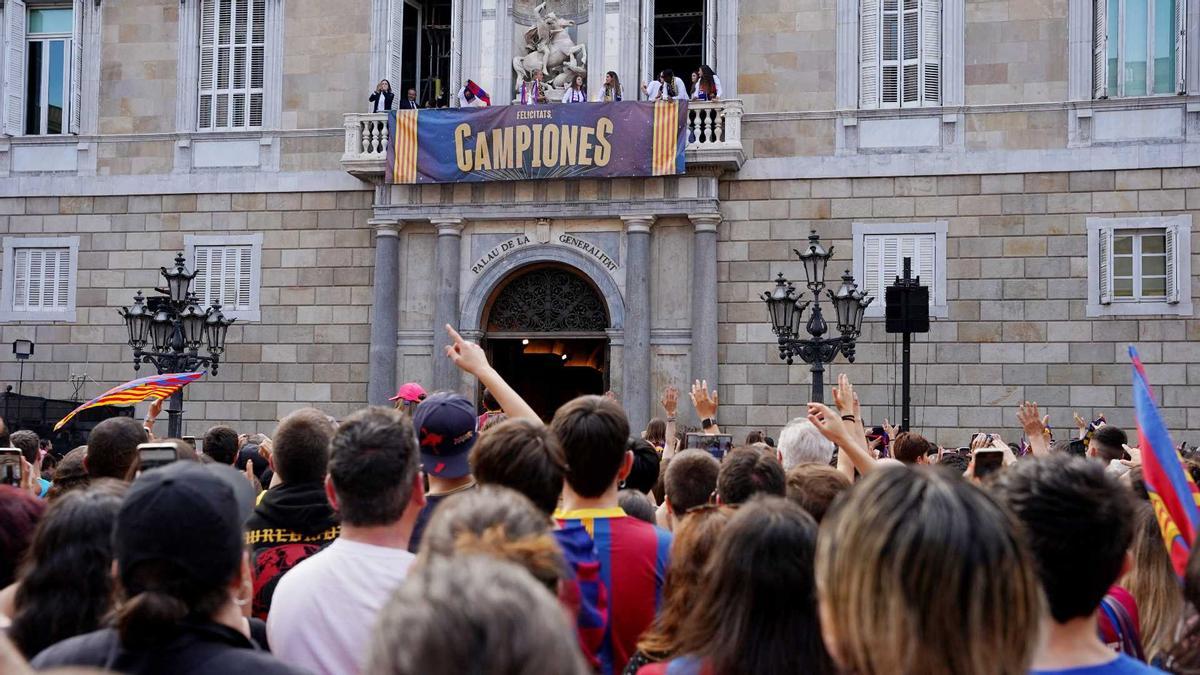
[244, 482, 339, 620]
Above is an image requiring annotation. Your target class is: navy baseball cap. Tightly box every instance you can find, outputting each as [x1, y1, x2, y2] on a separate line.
[413, 392, 478, 479]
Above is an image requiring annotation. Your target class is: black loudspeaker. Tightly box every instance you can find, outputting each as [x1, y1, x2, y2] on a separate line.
[885, 285, 930, 334]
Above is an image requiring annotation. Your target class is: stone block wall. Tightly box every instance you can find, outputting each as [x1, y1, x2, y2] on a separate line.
[99, 0, 180, 135]
[0, 190, 376, 436]
[716, 168, 1200, 446]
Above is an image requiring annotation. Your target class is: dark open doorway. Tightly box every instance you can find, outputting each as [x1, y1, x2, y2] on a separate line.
[654, 0, 705, 90]
[482, 264, 610, 421]
[487, 338, 606, 422]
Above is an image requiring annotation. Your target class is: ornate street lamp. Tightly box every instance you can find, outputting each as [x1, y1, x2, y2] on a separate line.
[119, 252, 235, 437]
[761, 231, 873, 403]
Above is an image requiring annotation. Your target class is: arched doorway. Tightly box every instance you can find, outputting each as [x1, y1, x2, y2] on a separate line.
[482, 264, 609, 420]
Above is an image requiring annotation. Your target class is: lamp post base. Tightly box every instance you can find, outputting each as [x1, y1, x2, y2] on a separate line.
[166, 389, 184, 439]
[810, 361, 824, 404]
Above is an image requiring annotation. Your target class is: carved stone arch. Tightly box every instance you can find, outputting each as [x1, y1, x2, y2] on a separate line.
[485, 265, 609, 333]
[459, 244, 626, 333]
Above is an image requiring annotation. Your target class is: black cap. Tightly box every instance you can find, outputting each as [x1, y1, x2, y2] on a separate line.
[114, 461, 255, 589]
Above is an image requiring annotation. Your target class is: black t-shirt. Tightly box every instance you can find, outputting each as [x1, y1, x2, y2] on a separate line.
[407, 483, 477, 553]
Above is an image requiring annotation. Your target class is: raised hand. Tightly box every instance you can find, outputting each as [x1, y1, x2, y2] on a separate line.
[661, 386, 679, 417]
[882, 418, 900, 439]
[1017, 401, 1050, 457]
[832, 374, 856, 417]
[691, 380, 719, 420]
[444, 325, 490, 377]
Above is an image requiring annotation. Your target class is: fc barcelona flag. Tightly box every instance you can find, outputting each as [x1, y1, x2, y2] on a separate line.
[53, 371, 206, 431]
[1130, 345, 1200, 578]
[385, 100, 688, 184]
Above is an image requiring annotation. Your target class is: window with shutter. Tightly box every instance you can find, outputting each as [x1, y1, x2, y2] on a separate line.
[194, 244, 254, 311]
[860, 0, 941, 107]
[70, 1, 82, 133]
[859, 229, 942, 317]
[1088, 216, 1191, 316]
[198, 0, 266, 131]
[1097, 0, 1183, 98]
[1, 237, 79, 321]
[185, 234, 262, 321]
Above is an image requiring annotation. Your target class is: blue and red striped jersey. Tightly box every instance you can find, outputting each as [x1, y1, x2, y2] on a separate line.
[555, 507, 672, 675]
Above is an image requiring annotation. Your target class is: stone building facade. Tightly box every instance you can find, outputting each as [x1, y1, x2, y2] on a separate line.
[0, 0, 1197, 445]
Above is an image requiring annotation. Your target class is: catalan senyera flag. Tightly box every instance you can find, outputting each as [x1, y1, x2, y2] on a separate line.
[651, 99, 683, 176]
[53, 371, 205, 431]
[1130, 345, 1200, 578]
[386, 108, 419, 184]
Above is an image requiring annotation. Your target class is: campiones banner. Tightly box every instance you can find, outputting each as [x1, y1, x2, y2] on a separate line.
[385, 100, 687, 184]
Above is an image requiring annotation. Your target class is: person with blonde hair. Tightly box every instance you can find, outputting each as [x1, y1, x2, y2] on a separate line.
[817, 465, 1041, 675]
[416, 485, 567, 591]
[1122, 502, 1184, 664]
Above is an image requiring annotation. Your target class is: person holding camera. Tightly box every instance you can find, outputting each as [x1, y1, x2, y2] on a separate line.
[369, 79, 394, 112]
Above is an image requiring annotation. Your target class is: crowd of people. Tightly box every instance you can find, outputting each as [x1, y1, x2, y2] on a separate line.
[1, 323, 1199, 675]
[370, 65, 722, 110]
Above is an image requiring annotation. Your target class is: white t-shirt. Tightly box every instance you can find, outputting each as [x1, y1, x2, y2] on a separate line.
[267, 538, 416, 675]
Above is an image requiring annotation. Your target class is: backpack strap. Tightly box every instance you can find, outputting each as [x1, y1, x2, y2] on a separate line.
[1099, 595, 1146, 662]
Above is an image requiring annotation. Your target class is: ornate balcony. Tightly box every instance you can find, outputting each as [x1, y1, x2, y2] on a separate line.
[340, 99, 745, 179]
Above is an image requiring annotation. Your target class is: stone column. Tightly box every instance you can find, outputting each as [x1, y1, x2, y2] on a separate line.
[690, 213, 720, 391]
[621, 215, 655, 433]
[368, 219, 402, 405]
[431, 217, 465, 391]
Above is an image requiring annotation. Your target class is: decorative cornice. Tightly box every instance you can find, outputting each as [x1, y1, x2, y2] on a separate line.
[743, 94, 1200, 123]
[377, 198, 720, 223]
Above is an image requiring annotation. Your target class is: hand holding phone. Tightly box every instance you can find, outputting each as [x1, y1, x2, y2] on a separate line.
[685, 433, 733, 461]
[973, 448, 1005, 479]
[0, 448, 22, 487]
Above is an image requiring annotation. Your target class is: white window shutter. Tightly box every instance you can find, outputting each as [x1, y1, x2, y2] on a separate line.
[55, 248, 70, 308]
[1165, 225, 1179, 304]
[12, 249, 28, 310]
[864, 235, 883, 300]
[70, 2, 83, 134]
[860, 0, 881, 108]
[1176, 0, 1186, 93]
[1098, 227, 1113, 304]
[920, 0, 940, 105]
[916, 233, 936, 302]
[901, 0, 920, 104]
[198, 0, 217, 129]
[881, 235, 901, 289]
[387, 0, 405, 86]
[194, 246, 212, 304]
[4, 0, 26, 136]
[881, 0, 901, 105]
[236, 245, 252, 310]
[249, 0, 265, 127]
[1093, 0, 1108, 98]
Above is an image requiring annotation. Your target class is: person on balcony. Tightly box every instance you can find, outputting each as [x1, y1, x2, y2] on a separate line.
[561, 75, 587, 104]
[397, 89, 420, 110]
[369, 80, 394, 112]
[599, 71, 623, 102]
[518, 71, 548, 105]
[700, 65, 723, 99]
[643, 69, 686, 101]
[692, 68, 718, 101]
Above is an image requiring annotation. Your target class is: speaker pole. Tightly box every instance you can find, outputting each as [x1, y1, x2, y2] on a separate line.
[899, 257, 914, 433]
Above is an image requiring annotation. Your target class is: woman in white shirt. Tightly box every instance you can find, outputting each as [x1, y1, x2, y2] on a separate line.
[561, 75, 587, 104]
[700, 65, 724, 99]
[644, 69, 686, 101]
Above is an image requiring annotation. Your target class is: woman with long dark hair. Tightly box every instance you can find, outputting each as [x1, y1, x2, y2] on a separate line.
[30, 462, 305, 674]
[369, 79, 394, 112]
[561, 75, 587, 104]
[8, 482, 126, 658]
[637, 496, 833, 674]
[601, 71, 623, 101]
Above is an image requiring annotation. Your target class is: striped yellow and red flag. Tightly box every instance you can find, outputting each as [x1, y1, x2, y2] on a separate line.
[390, 109, 419, 184]
[651, 99, 683, 176]
[53, 371, 205, 431]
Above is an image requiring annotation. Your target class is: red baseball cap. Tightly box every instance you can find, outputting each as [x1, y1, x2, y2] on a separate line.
[389, 382, 428, 403]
